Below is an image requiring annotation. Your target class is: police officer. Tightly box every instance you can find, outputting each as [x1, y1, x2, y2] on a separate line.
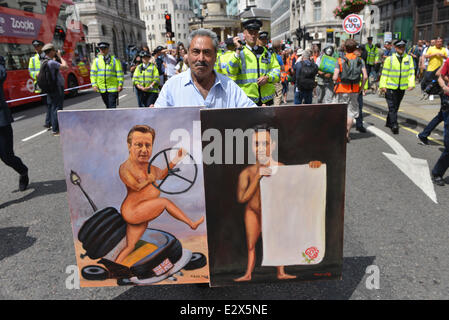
[132, 50, 160, 107]
[1, 56, 29, 191]
[90, 42, 124, 108]
[29, 40, 51, 129]
[215, 37, 237, 81]
[365, 36, 378, 85]
[229, 19, 281, 106]
[258, 31, 269, 49]
[379, 39, 415, 134]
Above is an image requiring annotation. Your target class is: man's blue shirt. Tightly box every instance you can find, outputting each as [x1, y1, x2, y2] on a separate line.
[154, 69, 256, 108]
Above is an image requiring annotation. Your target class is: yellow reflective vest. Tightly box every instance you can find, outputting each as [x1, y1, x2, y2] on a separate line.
[216, 50, 236, 81]
[132, 63, 160, 93]
[365, 44, 378, 66]
[90, 54, 124, 93]
[379, 53, 415, 90]
[28, 53, 41, 93]
[227, 46, 281, 104]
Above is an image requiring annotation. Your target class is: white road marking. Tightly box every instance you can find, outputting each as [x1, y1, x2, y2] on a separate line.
[22, 129, 49, 142]
[119, 94, 127, 99]
[13, 115, 25, 121]
[367, 125, 437, 204]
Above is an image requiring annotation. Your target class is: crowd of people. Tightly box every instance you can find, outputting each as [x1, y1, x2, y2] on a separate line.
[1, 18, 449, 191]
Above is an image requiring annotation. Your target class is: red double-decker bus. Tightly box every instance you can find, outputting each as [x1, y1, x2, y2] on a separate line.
[0, 0, 91, 107]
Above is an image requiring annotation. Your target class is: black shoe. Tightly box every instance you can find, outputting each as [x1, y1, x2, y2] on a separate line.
[432, 175, 445, 186]
[417, 133, 429, 145]
[19, 174, 29, 191]
[356, 126, 367, 133]
[391, 125, 399, 134]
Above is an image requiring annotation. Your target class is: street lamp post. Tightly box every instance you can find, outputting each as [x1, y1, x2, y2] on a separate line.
[195, 7, 208, 28]
[70, 170, 98, 212]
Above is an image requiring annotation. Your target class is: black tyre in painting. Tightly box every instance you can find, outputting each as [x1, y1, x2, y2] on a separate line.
[184, 252, 207, 270]
[81, 265, 109, 280]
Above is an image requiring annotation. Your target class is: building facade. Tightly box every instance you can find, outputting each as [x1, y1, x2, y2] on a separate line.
[74, 0, 146, 61]
[271, 0, 290, 42]
[375, 0, 413, 44]
[413, 0, 449, 43]
[139, 0, 192, 50]
[291, 0, 344, 49]
[189, 0, 240, 42]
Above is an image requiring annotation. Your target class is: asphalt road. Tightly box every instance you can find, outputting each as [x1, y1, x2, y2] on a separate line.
[1, 79, 448, 300]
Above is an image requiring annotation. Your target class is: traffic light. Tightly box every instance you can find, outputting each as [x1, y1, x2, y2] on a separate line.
[165, 13, 172, 34]
[295, 28, 303, 40]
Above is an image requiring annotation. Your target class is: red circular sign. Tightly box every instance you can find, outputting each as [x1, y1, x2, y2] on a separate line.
[343, 14, 363, 34]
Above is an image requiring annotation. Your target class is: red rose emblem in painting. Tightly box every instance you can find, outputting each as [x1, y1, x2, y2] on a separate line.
[305, 247, 319, 260]
[302, 247, 319, 263]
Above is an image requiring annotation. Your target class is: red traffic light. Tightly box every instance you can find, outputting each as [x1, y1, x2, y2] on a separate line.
[165, 14, 171, 20]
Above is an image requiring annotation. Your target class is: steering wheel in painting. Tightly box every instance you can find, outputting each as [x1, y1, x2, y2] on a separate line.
[147, 147, 198, 195]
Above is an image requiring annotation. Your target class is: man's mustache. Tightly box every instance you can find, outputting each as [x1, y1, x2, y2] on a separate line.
[194, 61, 208, 67]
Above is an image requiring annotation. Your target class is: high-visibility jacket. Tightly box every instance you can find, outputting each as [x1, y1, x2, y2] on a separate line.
[216, 50, 236, 81]
[132, 63, 160, 93]
[28, 53, 41, 93]
[90, 54, 124, 93]
[379, 53, 415, 90]
[365, 44, 378, 66]
[214, 49, 225, 72]
[281, 64, 290, 83]
[227, 46, 281, 104]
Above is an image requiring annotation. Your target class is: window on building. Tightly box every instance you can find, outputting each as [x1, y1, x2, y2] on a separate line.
[313, 1, 321, 22]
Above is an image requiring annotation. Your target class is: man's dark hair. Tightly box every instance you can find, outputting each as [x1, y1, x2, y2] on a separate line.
[344, 39, 357, 53]
[127, 125, 156, 145]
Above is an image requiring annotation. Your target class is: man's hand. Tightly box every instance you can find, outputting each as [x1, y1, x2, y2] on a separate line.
[309, 161, 322, 168]
[257, 75, 269, 86]
[407, 87, 414, 91]
[172, 148, 187, 166]
[258, 166, 272, 177]
[380, 87, 387, 93]
[442, 85, 449, 95]
[147, 173, 156, 184]
[233, 36, 243, 50]
[118, 86, 123, 92]
[93, 86, 99, 93]
[149, 104, 155, 108]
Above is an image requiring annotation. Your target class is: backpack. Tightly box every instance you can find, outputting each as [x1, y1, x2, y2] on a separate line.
[296, 61, 317, 91]
[37, 59, 57, 94]
[340, 57, 363, 85]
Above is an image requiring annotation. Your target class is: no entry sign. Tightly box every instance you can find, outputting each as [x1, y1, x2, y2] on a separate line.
[343, 14, 363, 34]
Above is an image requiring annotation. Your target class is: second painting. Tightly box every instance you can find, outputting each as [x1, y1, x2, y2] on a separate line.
[200, 105, 347, 287]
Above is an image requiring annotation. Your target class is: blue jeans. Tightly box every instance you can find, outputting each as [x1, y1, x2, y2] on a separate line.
[419, 96, 445, 138]
[431, 108, 449, 177]
[294, 90, 313, 104]
[46, 86, 64, 133]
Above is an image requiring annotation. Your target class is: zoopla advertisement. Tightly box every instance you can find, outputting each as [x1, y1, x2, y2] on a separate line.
[0, 12, 42, 38]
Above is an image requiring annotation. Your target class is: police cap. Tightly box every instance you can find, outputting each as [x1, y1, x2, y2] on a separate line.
[394, 39, 407, 47]
[139, 50, 152, 57]
[32, 40, 44, 47]
[242, 19, 263, 31]
[98, 42, 110, 49]
[259, 31, 269, 39]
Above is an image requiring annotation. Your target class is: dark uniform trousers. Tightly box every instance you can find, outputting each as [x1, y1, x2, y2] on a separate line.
[101, 92, 118, 108]
[0, 124, 28, 175]
[385, 89, 405, 127]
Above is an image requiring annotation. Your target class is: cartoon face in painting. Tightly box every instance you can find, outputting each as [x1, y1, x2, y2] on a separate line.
[127, 126, 156, 165]
[251, 130, 276, 165]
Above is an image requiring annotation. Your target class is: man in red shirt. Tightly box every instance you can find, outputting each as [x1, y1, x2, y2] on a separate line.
[431, 58, 449, 186]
